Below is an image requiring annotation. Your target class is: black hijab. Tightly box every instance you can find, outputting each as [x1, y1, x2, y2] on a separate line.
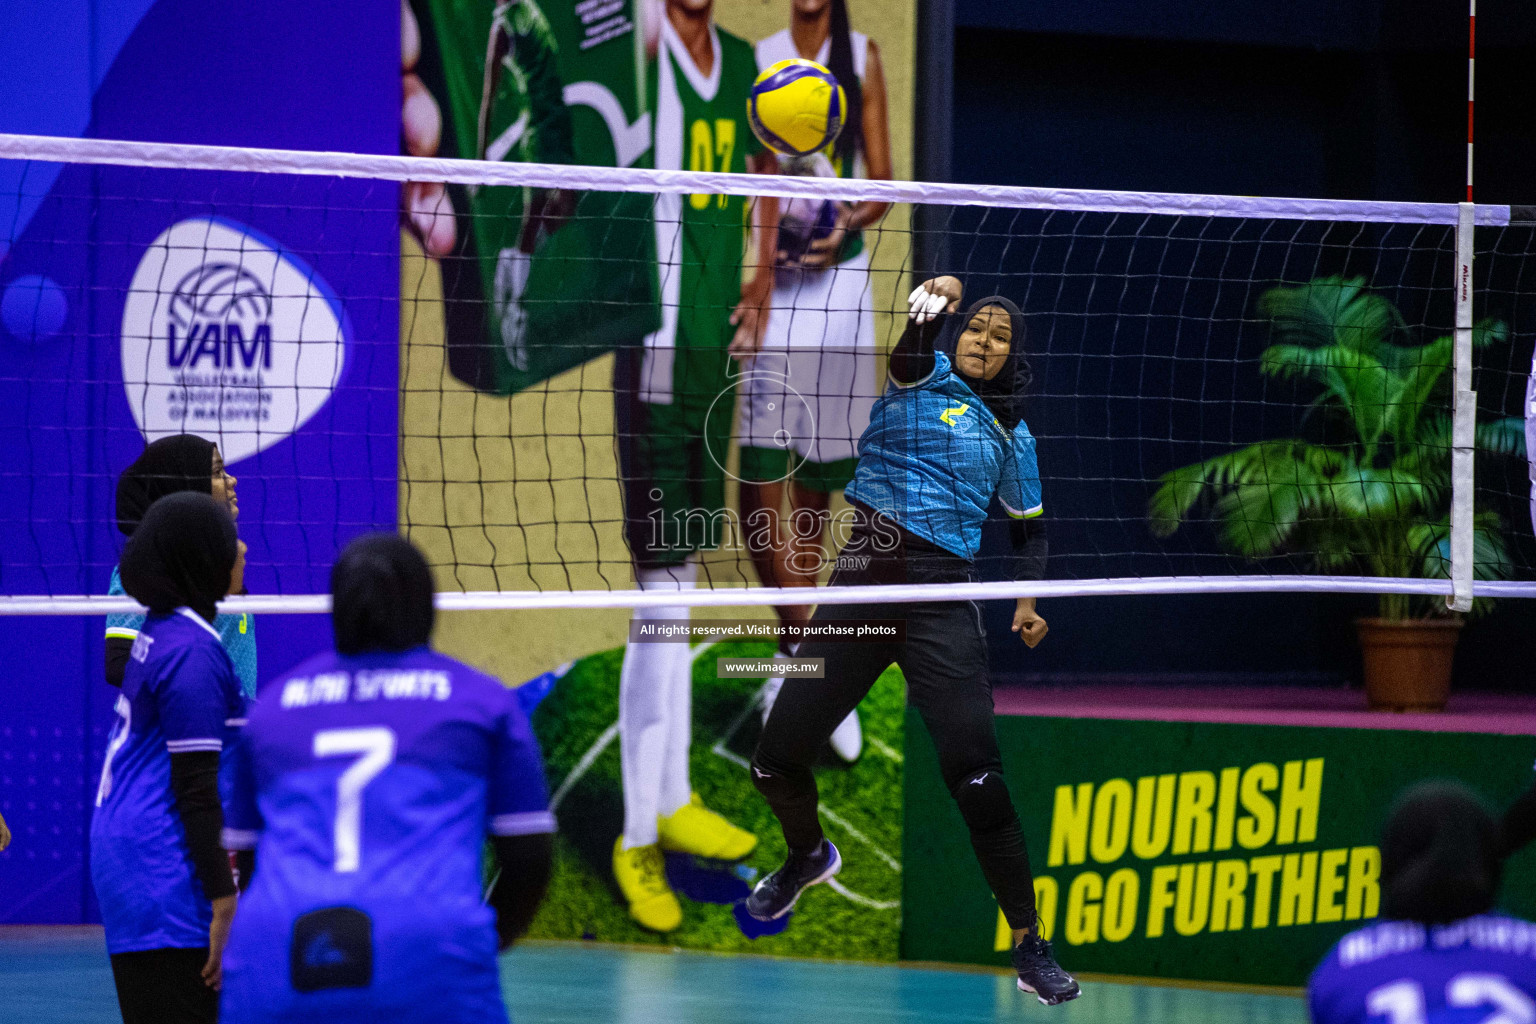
[116, 435, 216, 536]
[1380, 782, 1502, 925]
[331, 533, 437, 656]
[941, 296, 1032, 431]
[120, 492, 238, 624]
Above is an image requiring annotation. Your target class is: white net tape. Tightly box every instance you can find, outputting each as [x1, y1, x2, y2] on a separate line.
[1, 132, 1532, 612]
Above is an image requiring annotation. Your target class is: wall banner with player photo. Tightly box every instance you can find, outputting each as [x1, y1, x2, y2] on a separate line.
[402, 0, 920, 960]
[903, 713, 1536, 986]
[405, 0, 661, 393]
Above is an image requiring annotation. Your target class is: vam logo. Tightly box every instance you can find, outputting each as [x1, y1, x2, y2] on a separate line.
[121, 217, 346, 463]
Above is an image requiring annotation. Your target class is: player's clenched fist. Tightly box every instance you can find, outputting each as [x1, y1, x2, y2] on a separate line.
[1011, 597, 1048, 648]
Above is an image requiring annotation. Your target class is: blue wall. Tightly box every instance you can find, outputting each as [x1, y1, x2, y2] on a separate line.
[0, 0, 398, 924]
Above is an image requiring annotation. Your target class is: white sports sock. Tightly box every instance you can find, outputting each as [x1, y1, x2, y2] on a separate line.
[619, 562, 697, 848]
[657, 635, 694, 819]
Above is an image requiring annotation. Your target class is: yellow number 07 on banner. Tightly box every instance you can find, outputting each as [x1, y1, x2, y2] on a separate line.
[688, 118, 736, 210]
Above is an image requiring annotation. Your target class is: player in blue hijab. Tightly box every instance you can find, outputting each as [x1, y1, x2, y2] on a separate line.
[746, 277, 1077, 1006]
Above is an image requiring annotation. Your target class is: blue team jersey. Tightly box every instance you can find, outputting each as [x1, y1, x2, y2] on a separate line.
[90, 608, 245, 954]
[1310, 915, 1536, 1024]
[845, 350, 1044, 559]
[219, 646, 555, 1024]
[106, 564, 258, 698]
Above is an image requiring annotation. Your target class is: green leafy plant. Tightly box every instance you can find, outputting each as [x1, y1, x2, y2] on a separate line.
[1149, 276, 1526, 620]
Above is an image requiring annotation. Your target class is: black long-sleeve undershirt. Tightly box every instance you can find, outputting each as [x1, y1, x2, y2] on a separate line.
[488, 833, 554, 949]
[1009, 518, 1048, 582]
[168, 750, 236, 902]
[888, 314, 947, 386]
[105, 637, 132, 687]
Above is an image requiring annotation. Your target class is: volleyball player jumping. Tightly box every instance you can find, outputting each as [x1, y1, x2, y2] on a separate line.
[745, 276, 1079, 1005]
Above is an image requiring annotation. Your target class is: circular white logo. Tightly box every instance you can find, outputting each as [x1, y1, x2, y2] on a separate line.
[120, 217, 346, 463]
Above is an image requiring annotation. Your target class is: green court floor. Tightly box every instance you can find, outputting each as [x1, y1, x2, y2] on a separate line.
[0, 927, 1308, 1023]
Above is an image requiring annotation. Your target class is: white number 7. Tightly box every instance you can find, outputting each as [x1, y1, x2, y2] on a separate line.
[314, 727, 396, 873]
[95, 695, 132, 807]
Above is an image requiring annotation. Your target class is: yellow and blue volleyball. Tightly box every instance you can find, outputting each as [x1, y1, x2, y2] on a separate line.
[748, 58, 846, 158]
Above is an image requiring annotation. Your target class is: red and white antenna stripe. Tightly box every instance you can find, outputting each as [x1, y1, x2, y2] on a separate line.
[1467, 0, 1476, 202]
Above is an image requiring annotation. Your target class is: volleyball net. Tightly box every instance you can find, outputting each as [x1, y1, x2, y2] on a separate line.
[0, 132, 1532, 615]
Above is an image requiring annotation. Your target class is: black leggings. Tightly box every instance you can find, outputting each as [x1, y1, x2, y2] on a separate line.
[109, 947, 216, 1024]
[750, 591, 1039, 931]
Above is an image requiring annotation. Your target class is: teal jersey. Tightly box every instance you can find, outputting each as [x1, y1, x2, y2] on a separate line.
[107, 564, 257, 699]
[845, 351, 1044, 560]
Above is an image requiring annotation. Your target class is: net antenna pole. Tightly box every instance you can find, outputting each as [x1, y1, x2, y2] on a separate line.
[1448, 0, 1477, 613]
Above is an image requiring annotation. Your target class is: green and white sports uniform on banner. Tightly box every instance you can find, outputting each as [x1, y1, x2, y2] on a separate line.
[422, 0, 659, 393]
[736, 28, 877, 493]
[610, 15, 767, 937]
[618, 17, 763, 567]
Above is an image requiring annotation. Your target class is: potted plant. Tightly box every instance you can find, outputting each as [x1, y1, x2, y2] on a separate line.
[1148, 276, 1526, 710]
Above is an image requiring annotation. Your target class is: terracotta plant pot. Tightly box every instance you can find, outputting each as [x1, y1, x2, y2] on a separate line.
[1355, 618, 1463, 712]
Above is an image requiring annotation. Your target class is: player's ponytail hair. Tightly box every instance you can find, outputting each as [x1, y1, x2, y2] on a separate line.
[828, 0, 863, 167]
[331, 533, 436, 656]
[1380, 781, 1502, 925]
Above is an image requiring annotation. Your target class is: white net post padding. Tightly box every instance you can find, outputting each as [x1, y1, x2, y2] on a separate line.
[1, 131, 1533, 614]
[1449, 202, 1477, 613]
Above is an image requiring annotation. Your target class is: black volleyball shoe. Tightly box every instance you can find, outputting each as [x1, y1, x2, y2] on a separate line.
[743, 839, 842, 921]
[1011, 934, 1081, 1006]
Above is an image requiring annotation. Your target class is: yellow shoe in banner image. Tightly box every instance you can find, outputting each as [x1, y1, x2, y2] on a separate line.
[657, 793, 759, 861]
[612, 838, 683, 933]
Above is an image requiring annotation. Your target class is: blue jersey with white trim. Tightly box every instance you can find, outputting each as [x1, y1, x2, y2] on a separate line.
[1309, 915, 1536, 1024]
[90, 608, 244, 954]
[845, 350, 1043, 559]
[219, 646, 553, 1024]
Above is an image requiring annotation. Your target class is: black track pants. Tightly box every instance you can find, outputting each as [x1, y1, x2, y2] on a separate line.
[750, 595, 1039, 931]
[109, 947, 217, 1024]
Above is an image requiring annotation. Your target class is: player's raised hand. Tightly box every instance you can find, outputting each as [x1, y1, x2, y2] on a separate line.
[799, 203, 854, 270]
[908, 276, 962, 323]
[1011, 597, 1048, 648]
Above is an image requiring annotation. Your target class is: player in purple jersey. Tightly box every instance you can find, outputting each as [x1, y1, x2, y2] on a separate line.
[218, 534, 555, 1024]
[1309, 782, 1536, 1024]
[90, 492, 246, 1024]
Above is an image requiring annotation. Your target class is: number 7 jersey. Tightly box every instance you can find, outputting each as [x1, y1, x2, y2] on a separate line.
[1308, 915, 1536, 1024]
[219, 647, 554, 1024]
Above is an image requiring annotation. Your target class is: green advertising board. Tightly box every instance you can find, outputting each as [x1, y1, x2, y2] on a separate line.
[902, 712, 1536, 987]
